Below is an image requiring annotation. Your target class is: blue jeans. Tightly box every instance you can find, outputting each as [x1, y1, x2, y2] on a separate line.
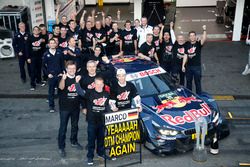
[58, 110, 80, 149]
[48, 76, 59, 109]
[186, 66, 202, 94]
[87, 122, 105, 159]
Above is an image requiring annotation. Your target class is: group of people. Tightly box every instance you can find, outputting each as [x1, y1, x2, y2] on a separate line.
[12, 8, 207, 166]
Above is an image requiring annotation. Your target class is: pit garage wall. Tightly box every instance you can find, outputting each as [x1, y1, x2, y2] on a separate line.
[176, 0, 218, 7]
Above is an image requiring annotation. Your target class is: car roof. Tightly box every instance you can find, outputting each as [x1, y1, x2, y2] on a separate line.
[112, 57, 159, 74]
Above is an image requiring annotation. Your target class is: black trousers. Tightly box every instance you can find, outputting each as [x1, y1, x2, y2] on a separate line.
[58, 109, 80, 149]
[48, 76, 59, 109]
[186, 66, 202, 94]
[87, 122, 104, 159]
[172, 65, 185, 86]
[30, 56, 42, 87]
[18, 56, 31, 81]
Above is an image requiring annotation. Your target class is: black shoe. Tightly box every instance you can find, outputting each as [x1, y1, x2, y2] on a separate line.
[59, 149, 66, 158]
[87, 158, 94, 166]
[71, 142, 83, 150]
[97, 154, 110, 161]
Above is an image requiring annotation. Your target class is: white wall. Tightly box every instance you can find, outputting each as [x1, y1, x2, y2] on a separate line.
[176, 0, 218, 7]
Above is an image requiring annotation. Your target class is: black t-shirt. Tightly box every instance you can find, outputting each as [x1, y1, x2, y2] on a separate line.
[58, 22, 69, 30]
[172, 42, 187, 66]
[94, 28, 106, 42]
[64, 47, 82, 70]
[67, 28, 80, 44]
[110, 82, 138, 110]
[160, 40, 174, 63]
[139, 42, 156, 58]
[58, 36, 68, 50]
[109, 29, 122, 54]
[29, 35, 43, 56]
[84, 89, 110, 123]
[79, 28, 94, 48]
[40, 32, 49, 51]
[58, 77, 81, 111]
[121, 29, 137, 54]
[185, 41, 202, 66]
[80, 74, 96, 90]
[153, 35, 160, 53]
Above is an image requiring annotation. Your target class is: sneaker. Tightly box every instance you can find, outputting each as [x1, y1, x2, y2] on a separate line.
[46, 99, 49, 103]
[49, 108, 55, 113]
[242, 64, 250, 75]
[112, 157, 117, 161]
[30, 87, 35, 91]
[71, 142, 83, 150]
[59, 149, 66, 158]
[87, 158, 94, 166]
[41, 81, 46, 87]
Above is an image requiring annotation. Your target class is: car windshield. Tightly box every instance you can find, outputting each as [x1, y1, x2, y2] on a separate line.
[130, 72, 176, 97]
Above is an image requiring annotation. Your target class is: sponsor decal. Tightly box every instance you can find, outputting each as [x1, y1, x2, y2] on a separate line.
[95, 33, 102, 39]
[177, 47, 185, 54]
[117, 91, 130, 101]
[68, 84, 76, 92]
[114, 57, 137, 63]
[87, 82, 95, 89]
[124, 34, 133, 40]
[93, 97, 107, 106]
[32, 41, 41, 46]
[188, 47, 196, 54]
[126, 67, 166, 81]
[160, 103, 211, 125]
[165, 45, 172, 52]
[153, 96, 202, 113]
[59, 41, 68, 48]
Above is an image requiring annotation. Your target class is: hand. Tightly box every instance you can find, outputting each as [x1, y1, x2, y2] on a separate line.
[18, 52, 23, 56]
[91, 9, 96, 15]
[202, 25, 206, 31]
[146, 57, 151, 61]
[170, 22, 174, 29]
[158, 23, 163, 28]
[27, 59, 31, 64]
[48, 74, 53, 78]
[75, 75, 81, 83]
[182, 66, 186, 73]
[63, 50, 67, 55]
[102, 56, 110, 63]
[62, 71, 67, 80]
[137, 106, 142, 112]
[101, 11, 105, 17]
[156, 60, 160, 65]
[112, 107, 119, 112]
[81, 108, 87, 115]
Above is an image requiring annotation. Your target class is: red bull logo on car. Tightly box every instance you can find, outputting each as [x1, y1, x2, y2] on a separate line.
[153, 96, 202, 113]
[160, 103, 211, 125]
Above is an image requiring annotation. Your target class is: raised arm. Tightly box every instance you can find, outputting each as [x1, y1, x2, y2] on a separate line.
[200, 25, 207, 45]
[55, 4, 61, 24]
[159, 24, 164, 43]
[80, 10, 87, 29]
[75, 76, 86, 97]
[101, 11, 106, 27]
[170, 22, 176, 44]
[58, 71, 67, 90]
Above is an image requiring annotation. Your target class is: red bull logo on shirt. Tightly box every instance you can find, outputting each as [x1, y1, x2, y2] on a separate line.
[93, 97, 107, 106]
[117, 91, 130, 101]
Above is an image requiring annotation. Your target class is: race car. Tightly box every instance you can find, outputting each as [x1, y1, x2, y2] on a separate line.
[112, 56, 230, 154]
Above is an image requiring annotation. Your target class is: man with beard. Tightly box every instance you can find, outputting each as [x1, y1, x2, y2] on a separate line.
[172, 34, 188, 86]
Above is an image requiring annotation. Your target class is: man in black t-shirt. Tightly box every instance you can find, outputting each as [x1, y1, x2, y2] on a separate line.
[76, 76, 113, 166]
[172, 34, 188, 86]
[138, 33, 160, 64]
[58, 61, 83, 158]
[120, 20, 138, 56]
[110, 69, 142, 112]
[183, 25, 207, 94]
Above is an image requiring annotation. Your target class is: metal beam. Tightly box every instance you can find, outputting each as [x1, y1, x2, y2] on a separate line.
[232, 0, 245, 41]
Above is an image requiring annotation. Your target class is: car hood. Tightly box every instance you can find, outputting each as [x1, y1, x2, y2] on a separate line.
[141, 88, 212, 130]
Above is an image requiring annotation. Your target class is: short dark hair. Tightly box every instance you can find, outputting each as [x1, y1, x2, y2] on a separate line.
[33, 26, 40, 31]
[65, 60, 76, 68]
[189, 31, 196, 35]
[95, 76, 104, 82]
[52, 24, 60, 30]
[60, 25, 67, 30]
[68, 19, 75, 25]
[49, 38, 56, 43]
[67, 36, 75, 42]
[39, 24, 46, 28]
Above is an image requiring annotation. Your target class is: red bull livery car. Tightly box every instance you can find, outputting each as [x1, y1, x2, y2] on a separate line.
[112, 56, 230, 154]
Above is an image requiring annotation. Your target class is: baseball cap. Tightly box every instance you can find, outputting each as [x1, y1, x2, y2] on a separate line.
[116, 68, 126, 75]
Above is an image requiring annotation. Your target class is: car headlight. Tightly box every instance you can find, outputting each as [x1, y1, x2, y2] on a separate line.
[158, 129, 178, 136]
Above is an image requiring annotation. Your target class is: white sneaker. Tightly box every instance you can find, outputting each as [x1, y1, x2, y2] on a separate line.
[210, 148, 219, 155]
[30, 87, 35, 91]
[242, 64, 250, 75]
